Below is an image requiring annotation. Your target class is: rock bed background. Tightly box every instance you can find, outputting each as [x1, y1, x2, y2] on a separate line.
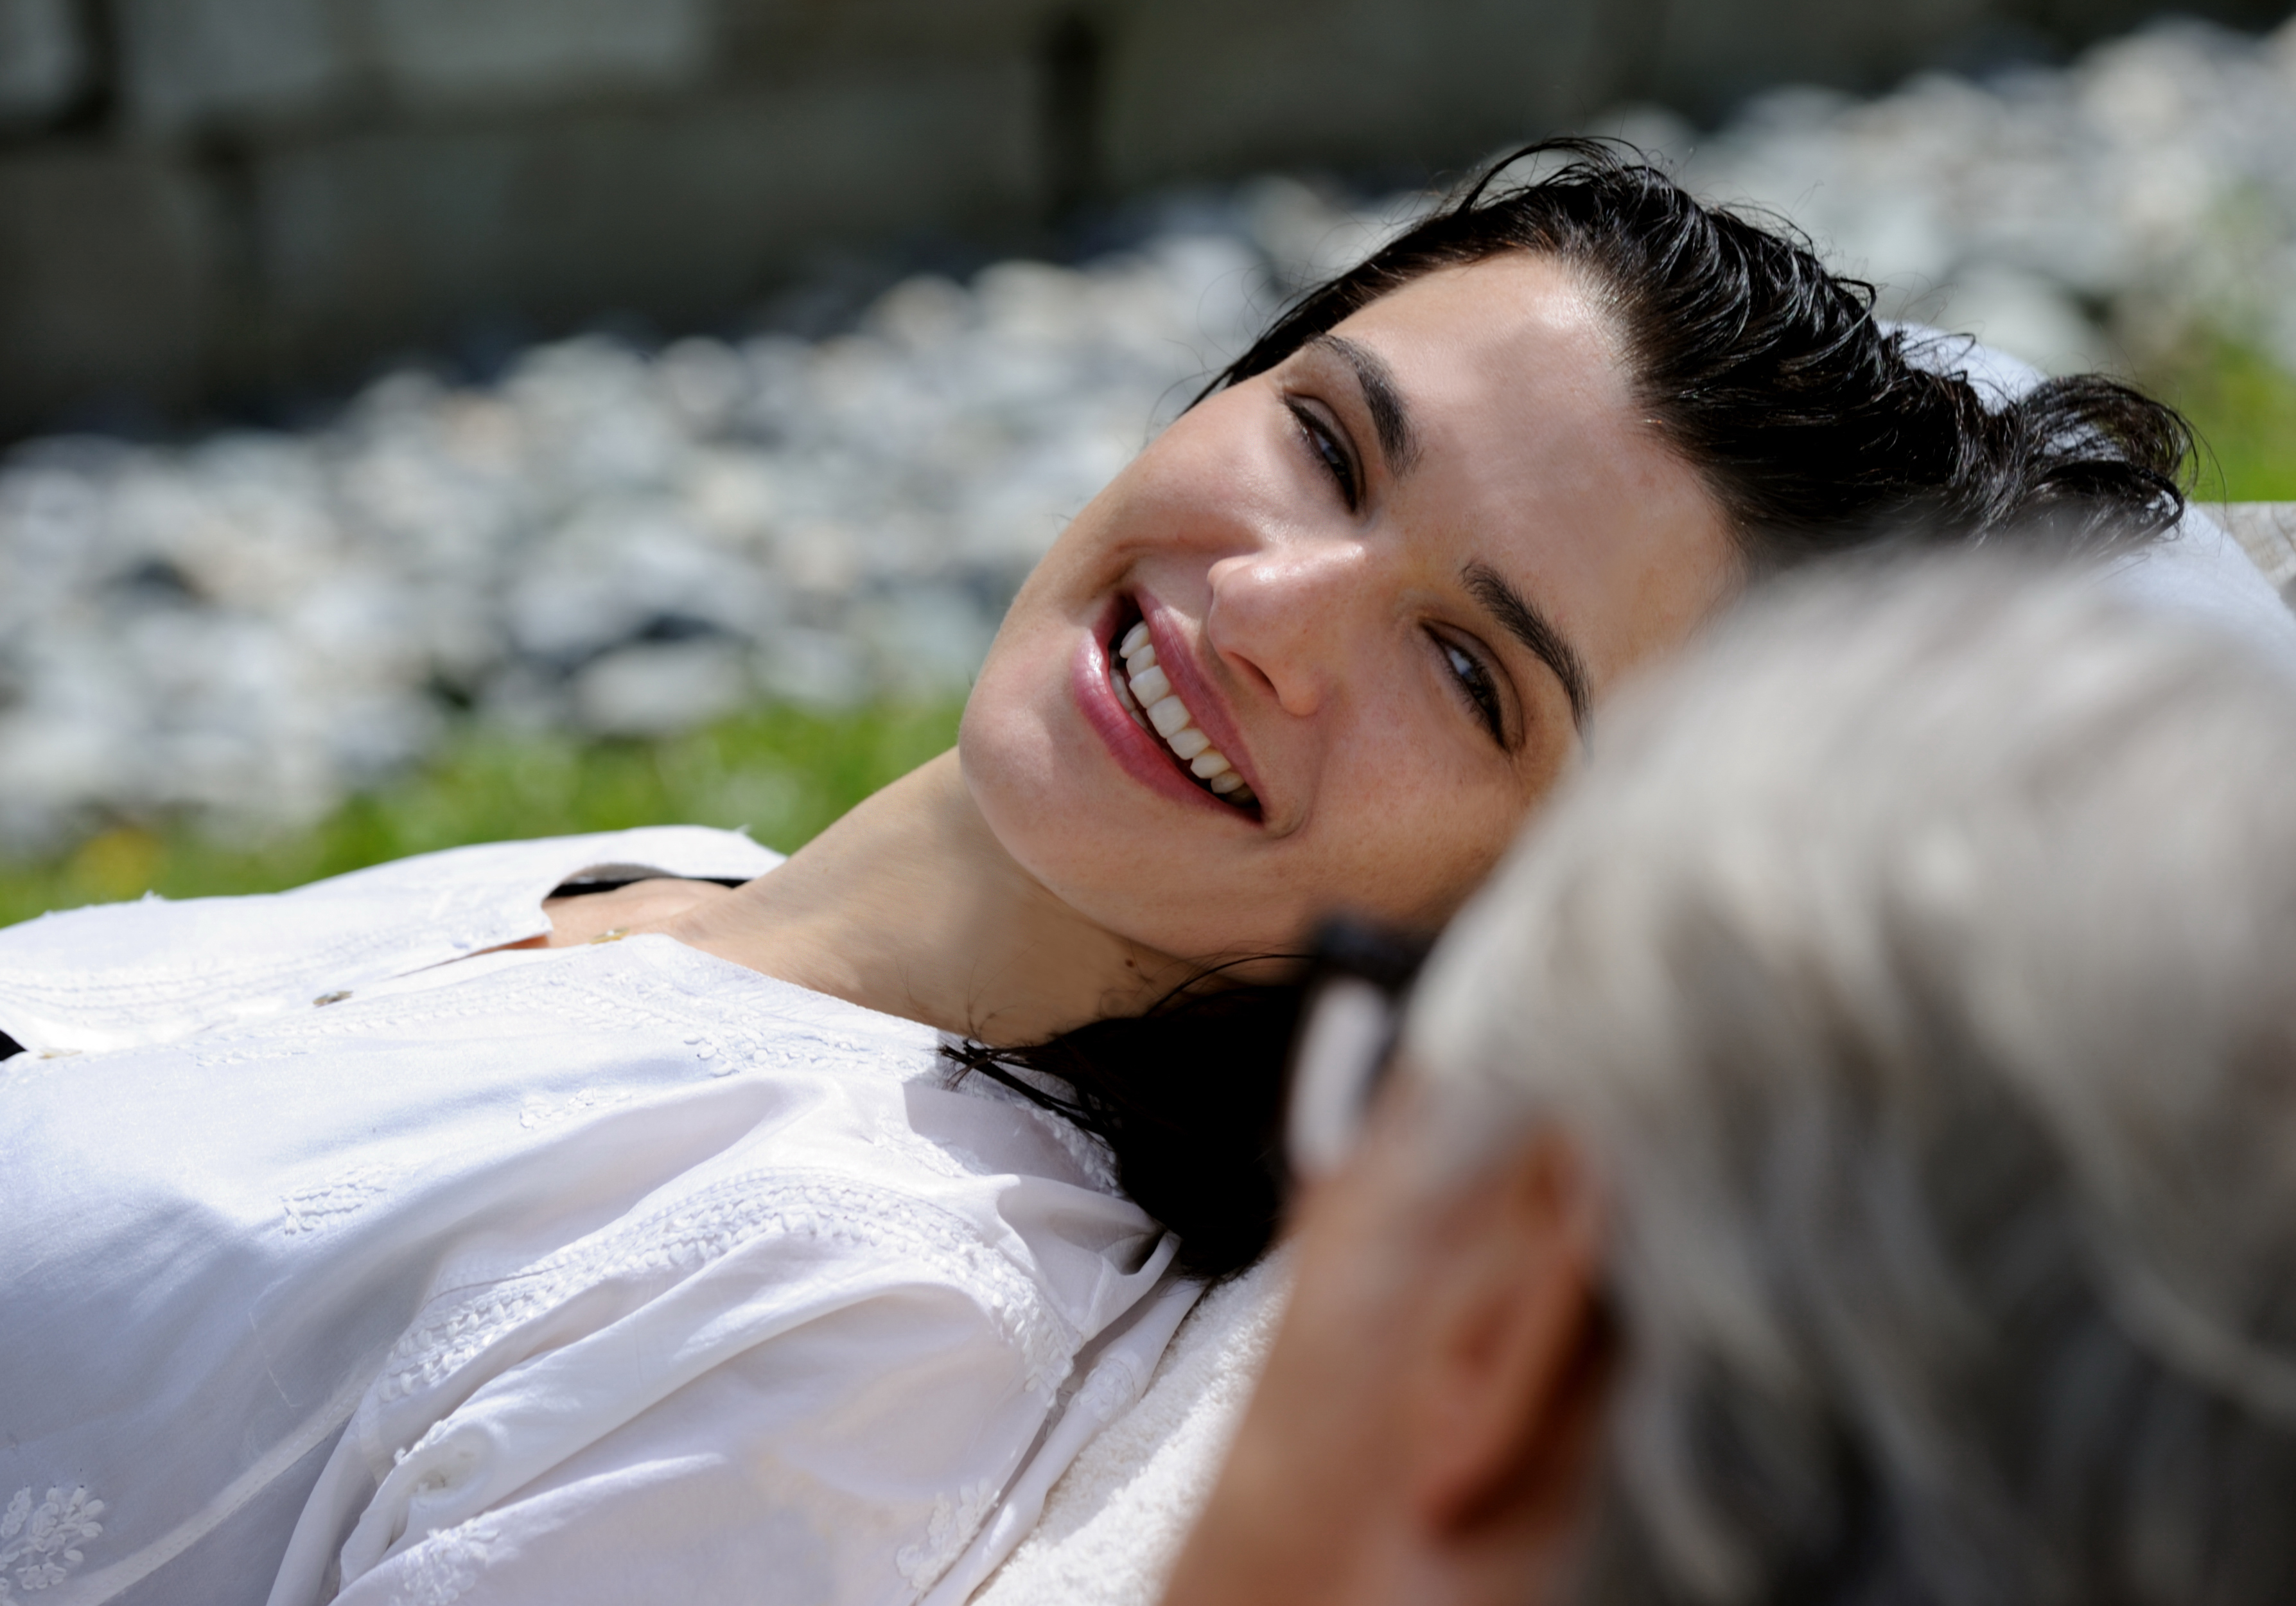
[3, 12, 2294, 862]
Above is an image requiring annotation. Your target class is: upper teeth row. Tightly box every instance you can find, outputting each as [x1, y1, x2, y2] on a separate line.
[1119, 620, 1256, 806]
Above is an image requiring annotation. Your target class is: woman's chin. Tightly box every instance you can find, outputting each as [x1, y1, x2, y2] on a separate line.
[958, 656, 1105, 866]
[960, 714, 1259, 966]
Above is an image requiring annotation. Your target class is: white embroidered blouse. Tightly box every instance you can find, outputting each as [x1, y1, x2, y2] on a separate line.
[0, 827, 1197, 1606]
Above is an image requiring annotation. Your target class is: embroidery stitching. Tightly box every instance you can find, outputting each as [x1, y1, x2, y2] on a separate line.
[516, 1087, 636, 1130]
[383, 1515, 500, 1606]
[1072, 1350, 1150, 1420]
[1022, 1104, 1121, 1195]
[894, 1478, 999, 1593]
[374, 1173, 1071, 1409]
[0, 1485, 105, 1597]
[870, 1112, 986, 1181]
[281, 1162, 397, 1235]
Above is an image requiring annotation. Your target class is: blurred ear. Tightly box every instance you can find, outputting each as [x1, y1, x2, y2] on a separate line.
[1405, 1130, 1611, 1537]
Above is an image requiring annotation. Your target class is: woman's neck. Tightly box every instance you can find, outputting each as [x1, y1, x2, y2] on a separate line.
[663, 750, 1187, 1044]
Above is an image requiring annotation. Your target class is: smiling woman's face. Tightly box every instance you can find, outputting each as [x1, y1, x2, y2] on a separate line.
[960, 251, 1739, 964]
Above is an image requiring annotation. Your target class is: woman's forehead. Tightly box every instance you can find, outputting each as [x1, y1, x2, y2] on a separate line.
[1312, 260, 1651, 497]
[1314, 254, 1737, 692]
[1330, 254, 1630, 396]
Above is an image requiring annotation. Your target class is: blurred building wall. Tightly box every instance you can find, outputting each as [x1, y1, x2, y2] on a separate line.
[0, 0, 2287, 439]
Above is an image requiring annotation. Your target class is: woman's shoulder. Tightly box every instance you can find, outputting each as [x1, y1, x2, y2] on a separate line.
[0, 825, 782, 1058]
[286, 824, 782, 907]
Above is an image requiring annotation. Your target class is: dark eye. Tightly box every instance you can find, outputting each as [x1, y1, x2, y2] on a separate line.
[1437, 635, 1507, 745]
[1285, 400, 1359, 510]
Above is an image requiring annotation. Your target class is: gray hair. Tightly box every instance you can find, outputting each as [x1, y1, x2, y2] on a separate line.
[1404, 554, 2296, 1605]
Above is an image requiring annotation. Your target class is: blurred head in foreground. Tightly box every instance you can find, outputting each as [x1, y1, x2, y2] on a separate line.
[1164, 552, 2296, 1606]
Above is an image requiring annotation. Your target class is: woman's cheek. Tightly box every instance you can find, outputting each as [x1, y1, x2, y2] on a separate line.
[1342, 777, 1537, 931]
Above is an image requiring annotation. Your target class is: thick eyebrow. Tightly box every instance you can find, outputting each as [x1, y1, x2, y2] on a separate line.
[1309, 333, 1421, 475]
[1464, 561, 1594, 736]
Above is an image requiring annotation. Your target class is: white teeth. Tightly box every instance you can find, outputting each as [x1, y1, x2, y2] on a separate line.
[1146, 694, 1191, 737]
[1128, 664, 1172, 705]
[1116, 617, 1259, 809]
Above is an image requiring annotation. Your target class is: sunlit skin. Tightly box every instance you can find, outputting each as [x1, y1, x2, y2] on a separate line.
[533, 254, 1739, 1042]
[1160, 1068, 1611, 1606]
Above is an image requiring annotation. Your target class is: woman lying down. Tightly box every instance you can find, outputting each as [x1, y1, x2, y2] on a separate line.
[0, 145, 2225, 1605]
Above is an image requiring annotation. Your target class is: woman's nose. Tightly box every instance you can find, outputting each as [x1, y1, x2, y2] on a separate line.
[1204, 536, 1374, 718]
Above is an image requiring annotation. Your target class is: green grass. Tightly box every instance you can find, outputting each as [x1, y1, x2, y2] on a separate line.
[2144, 334, 2296, 503]
[0, 698, 965, 930]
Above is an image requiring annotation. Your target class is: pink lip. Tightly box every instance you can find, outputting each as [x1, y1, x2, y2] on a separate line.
[1072, 596, 1263, 821]
[1135, 595, 1263, 799]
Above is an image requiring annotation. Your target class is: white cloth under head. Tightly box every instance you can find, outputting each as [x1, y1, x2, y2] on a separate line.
[1891, 324, 2296, 671]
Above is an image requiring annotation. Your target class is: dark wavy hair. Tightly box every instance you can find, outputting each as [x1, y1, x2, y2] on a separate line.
[947, 140, 2197, 1282]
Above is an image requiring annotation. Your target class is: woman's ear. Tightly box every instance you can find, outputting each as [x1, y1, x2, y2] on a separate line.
[1404, 1131, 1612, 1538]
